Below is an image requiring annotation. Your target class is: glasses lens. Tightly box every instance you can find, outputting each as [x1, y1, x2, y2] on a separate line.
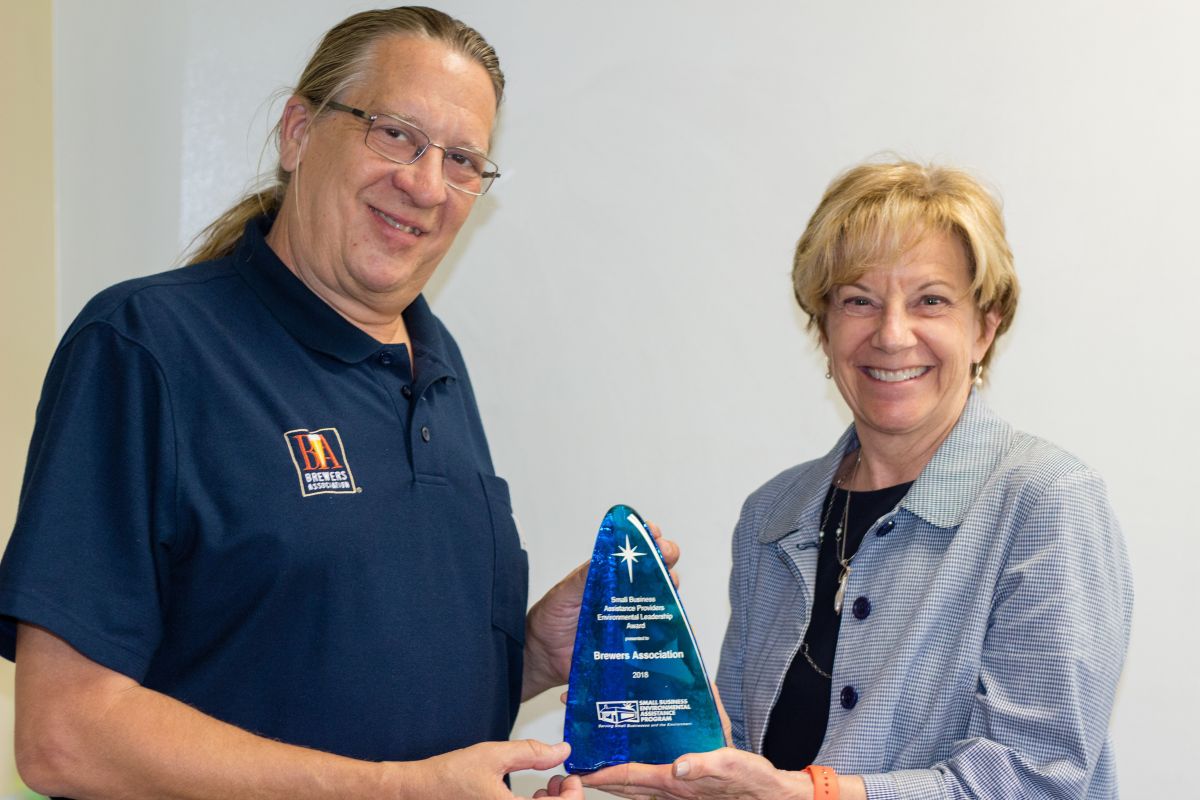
[366, 116, 426, 164]
[363, 112, 498, 195]
[443, 149, 498, 195]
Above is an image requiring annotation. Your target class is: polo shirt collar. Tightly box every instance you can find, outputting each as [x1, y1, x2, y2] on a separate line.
[232, 216, 458, 381]
[757, 390, 1010, 543]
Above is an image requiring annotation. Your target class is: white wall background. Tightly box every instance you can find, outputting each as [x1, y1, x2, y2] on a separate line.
[52, 1, 1199, 796]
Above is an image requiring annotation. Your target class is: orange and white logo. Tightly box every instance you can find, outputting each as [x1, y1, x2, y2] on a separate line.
[284, 427, 359, 497]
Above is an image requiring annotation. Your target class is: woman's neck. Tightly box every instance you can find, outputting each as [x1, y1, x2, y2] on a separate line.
[842, 415, 960, 491]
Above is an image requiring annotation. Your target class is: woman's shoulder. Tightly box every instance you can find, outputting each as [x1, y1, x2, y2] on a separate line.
[960, 417, 1119, 540]
[949, 395, 1109, 501]
[750, 457, 831, 502]
[733, 451, 841, 545]
[992, 423, 1105, 494]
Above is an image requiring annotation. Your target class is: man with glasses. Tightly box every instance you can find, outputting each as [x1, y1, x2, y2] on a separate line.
[0, 8, 647, 799]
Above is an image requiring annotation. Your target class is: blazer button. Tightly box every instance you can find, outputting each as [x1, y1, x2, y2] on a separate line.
[852, 596, 871, 620]
[420, 425, 431, 442]
[876, 519, 895, 537]
[840, 685, 858, 710]
[401, 385, 413, 399]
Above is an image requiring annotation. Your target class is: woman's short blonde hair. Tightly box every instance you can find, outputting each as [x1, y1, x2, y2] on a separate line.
[792, 160, 1019, 368]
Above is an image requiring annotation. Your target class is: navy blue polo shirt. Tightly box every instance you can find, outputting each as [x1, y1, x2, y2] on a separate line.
[0, 217, 528, 763]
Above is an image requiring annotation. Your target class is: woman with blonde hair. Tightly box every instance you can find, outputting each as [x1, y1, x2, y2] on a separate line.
[575, 161, 1132, 800]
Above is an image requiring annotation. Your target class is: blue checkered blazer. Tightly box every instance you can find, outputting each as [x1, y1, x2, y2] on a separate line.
[716, 392, 1132, 799]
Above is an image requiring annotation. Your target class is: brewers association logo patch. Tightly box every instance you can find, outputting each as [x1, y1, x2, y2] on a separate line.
[284, 427, 359, 497]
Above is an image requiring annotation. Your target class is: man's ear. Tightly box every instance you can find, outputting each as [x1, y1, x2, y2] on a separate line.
[277, 95, 313, 174]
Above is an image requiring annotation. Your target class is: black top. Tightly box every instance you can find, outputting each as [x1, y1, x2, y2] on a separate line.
[762, 479, 912, 769]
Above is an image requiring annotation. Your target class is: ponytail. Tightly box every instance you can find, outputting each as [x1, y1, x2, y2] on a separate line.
[185, 184, 284, 265]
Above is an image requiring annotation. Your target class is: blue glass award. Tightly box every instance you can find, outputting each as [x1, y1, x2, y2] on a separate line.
[563, 505, 724, 772]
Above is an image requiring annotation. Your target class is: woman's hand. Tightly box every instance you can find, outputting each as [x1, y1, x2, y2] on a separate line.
[579, 748, 808, 800]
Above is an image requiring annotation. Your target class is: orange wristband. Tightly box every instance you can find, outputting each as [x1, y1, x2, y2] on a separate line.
[803, 764, 839, 800]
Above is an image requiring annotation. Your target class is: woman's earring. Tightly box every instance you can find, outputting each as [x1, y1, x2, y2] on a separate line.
[971, 362, 984, 386]
[825, 360, 833, 380]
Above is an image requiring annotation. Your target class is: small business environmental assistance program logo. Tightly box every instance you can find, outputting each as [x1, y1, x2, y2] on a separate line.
[596, 698, 692, 726]
[284, 427, 359, 497]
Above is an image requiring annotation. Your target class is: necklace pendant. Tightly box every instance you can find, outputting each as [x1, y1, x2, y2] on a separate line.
[834, 567, 849, 614]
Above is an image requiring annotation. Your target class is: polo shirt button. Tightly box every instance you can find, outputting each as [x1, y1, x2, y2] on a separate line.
[378, 352, 393, 366]
[401, 385, 413, 399]
[840, 685, 858, 709]
[876, 519, 895, 537]
[420, 425, 431, 442]
[852, 596, 871, 620]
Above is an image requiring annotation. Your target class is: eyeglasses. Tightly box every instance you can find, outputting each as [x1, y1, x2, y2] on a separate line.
[326, 101, 500, 196]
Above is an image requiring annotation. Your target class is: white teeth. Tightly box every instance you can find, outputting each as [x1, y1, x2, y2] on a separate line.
[867, 366, 929, 382]
[373, 208, 422, 236]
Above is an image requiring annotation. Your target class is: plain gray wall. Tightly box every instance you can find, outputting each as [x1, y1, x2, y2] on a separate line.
[52, 1, 1199, 795]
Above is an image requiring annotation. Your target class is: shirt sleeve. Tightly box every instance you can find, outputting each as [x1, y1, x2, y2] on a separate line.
[0, 320, 178, 681]
[861, 468, 1133, 800]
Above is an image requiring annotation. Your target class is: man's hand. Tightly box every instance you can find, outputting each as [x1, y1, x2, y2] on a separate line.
[522, 522, 679, 701]
[14, 623, 583, 800]
[534, 773, 585, 798]
[389, 739, 583, 800]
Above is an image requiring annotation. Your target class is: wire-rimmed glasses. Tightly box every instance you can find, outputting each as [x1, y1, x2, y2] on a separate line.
[326, 101, 500, 196]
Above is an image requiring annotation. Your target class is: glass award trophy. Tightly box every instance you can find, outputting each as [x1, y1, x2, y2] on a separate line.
[563, 505, 724, 772]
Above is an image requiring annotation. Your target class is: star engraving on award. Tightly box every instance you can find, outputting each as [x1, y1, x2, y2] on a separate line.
[613, 534, 645, 582]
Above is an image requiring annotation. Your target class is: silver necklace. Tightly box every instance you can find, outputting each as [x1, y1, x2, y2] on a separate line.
[832, 451, 861, 615]
[802, 451, 863, 680]
[800, 641, 832, 680]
